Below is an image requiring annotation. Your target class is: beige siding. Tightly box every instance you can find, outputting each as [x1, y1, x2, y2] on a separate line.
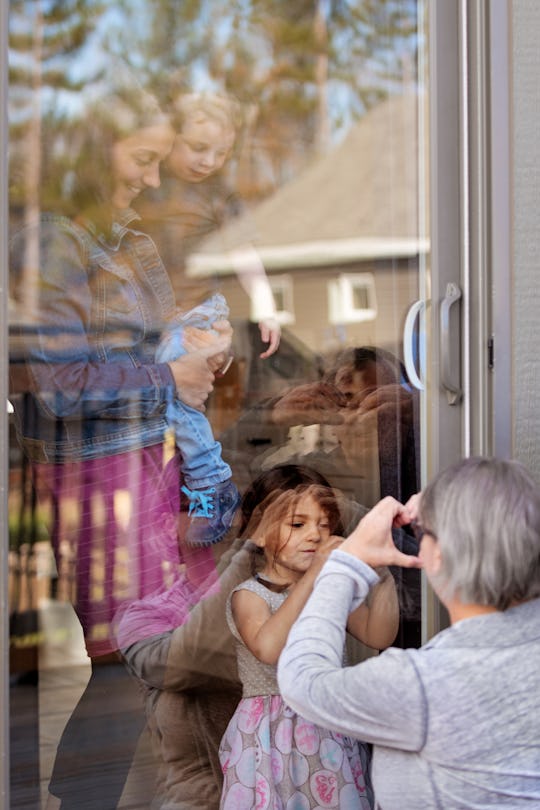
[512, 0, 540, 479]
[219, 260, 418, 359]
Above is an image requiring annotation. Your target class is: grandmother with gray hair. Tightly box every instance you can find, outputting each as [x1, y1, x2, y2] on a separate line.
[278, 456, 540, 809]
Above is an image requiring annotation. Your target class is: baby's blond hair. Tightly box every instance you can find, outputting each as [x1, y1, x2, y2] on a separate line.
[171, 92, 242, 137]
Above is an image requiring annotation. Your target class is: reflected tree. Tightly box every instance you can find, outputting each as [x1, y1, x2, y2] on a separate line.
[8, 0, 420, 284]
[102, 0, 419, 203]
[9, 0, 104, 315]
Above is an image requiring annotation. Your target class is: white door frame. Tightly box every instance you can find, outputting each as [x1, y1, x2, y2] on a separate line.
[422, 0, 512, 640]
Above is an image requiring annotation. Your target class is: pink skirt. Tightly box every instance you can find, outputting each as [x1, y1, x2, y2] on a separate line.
[33, 445, 196, 657]
[219, 695, 373, 810]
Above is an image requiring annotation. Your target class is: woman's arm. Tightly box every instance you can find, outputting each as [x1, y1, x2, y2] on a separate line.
[271, 381, 348, 427]
[18, 222, 215, 418]
[120, 540, 251, 691]
[278, 498, 424, 748]
[277, 548, 425, 750]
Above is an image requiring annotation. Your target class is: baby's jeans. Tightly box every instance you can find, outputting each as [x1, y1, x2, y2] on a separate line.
[157, 294, 232, 489]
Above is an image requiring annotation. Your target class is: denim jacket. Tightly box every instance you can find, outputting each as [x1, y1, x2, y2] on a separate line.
[10, 210, 179, 462]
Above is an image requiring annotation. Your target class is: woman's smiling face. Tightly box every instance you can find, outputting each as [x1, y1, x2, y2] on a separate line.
[111, 123, 174, 209]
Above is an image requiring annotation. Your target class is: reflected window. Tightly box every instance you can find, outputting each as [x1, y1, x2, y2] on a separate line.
[328, 273, 377, 324]
[251, 274, 295, 325]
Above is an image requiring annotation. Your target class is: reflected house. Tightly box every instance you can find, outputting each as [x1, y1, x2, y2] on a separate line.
[193, 95, 424, 514]
[186, 93, 429, 358]
[192, 95, 425, 653]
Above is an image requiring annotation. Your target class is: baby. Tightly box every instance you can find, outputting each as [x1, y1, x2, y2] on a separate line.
[139, 92, 280, 546]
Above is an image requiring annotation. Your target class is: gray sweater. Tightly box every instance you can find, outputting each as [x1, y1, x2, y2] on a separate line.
[278, 549, 540, 809]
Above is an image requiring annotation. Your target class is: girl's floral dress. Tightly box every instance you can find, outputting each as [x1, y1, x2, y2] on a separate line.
[219, 577, 373, 810]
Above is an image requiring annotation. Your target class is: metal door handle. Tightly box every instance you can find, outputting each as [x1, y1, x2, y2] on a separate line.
[440, 282, 462, 404]
[403, 299, 425, 391]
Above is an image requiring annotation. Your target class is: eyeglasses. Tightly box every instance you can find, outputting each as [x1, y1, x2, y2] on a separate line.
[410, 520, 437, 543]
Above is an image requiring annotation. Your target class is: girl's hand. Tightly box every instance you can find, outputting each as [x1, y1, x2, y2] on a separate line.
[233, 533, 344, 666]
[340, 497, 422, 570]
[289, 535, 343, 590]
[312, 534, 343, 571]
[258, 318, 281, 359]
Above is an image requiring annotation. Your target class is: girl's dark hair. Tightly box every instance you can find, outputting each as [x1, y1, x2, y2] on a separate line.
[239, 464, 343, 537]
[239, 465, 345, 577]
[262, 484, 343, 569]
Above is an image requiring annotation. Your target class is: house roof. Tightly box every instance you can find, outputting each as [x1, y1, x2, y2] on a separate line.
[187, 92, 428, 275]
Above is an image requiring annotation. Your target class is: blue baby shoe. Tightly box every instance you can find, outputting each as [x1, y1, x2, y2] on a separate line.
[180, 479, 241, 547]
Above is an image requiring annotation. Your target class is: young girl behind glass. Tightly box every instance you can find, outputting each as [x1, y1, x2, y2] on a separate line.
[219, 481, 399, 809]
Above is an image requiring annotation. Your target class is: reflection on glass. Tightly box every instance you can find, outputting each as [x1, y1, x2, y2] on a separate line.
[8, 2, 426, 808]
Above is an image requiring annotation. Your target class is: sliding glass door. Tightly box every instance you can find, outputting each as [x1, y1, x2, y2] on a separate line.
[2, 0, 500, 806]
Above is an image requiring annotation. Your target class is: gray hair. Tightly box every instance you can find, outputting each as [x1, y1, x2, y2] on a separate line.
[420, 456, 540, 610]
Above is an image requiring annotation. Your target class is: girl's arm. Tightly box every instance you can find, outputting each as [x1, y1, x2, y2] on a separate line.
[232, 536, 341, 665]
[345, 568, 399, 650]
[343, 500, 418, 649]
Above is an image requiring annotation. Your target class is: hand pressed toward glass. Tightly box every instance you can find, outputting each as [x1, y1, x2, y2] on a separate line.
[271, 381, 349, 427]
[300, 534, 345, 584]
[340, 496, 422, 571]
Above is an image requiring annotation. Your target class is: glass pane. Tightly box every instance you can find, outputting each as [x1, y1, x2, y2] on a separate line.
[8, 1, 427, 807]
